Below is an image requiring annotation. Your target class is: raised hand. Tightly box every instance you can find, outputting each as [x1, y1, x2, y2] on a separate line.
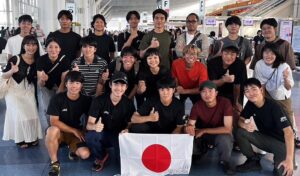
[9, 62, 19, 74]
[222, 69, 235, 83]
[150, 38, 159, 48]
[40, 71, 49, 82]
[149, 107, 159, 122]
[73, 63, 80, 71]
[95, 117, 104, 133]
[283, 67, 289, 79]
[102, 69, 109, 81]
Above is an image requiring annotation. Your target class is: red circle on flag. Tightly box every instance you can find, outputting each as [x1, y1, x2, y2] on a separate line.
[141, 144, 171, 173]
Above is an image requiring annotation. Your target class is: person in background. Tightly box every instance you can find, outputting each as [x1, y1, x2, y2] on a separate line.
[35, 24, 45, 45]
[253, 30, 264, 49]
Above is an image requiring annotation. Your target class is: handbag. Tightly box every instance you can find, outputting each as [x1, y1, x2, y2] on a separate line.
[0, 55, 20, 99]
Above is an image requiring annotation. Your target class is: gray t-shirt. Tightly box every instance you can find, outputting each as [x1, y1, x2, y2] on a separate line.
[139, 30, 172, 69]
[213, 36, 253, 61]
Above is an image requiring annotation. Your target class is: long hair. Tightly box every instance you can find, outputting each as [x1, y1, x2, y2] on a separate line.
[261, 43, 284, 68]
[20, 35, 40, 60]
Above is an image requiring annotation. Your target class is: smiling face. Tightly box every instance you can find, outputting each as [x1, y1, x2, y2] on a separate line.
[66, 81, 82, 95]
[19, 21, 32, 35]
[159, 87, 175, 102]
[153, 13, 166, 29]
[24, 42, 38, 56]
[46, 41, 61, 59]
[110, 82, 127, 98]
[262, 49, 276, 66]
[93, 18, 105, 32]
[184, 51, 197, 65]
[221, 50, 237, 67]
[121, 54, 135, 69]
[261, 24, 276, 40]
[244, 85, 264, 104]
[146, 54, 160, 69]
[200, 87, 218, 104]
[82, 45, 96, 59]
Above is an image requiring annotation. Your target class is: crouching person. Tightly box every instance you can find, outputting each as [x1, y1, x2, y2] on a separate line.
[130, 76, 185, 134]
[185, 80, 234, 175]
[235, 78, 295, 176]
[85, 71, 135, 172]
[45, 71, 92, 176]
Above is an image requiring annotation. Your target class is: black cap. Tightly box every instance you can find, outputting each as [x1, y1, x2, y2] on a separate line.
[221, 43, 239, 53]
[111, 71, 128, 85]
[199, 81, 217, 91]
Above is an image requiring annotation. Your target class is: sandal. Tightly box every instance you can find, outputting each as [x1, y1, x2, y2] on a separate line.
[16, 141, 29, 148]
[27, 140, 39, 147]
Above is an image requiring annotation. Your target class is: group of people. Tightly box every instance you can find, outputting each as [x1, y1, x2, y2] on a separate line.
[0, 8, 298, 176]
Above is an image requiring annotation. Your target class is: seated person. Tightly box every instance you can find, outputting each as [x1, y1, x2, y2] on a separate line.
[85, 71, 135, 172]
[186, 81, 234, 175]
[235, 78, 295, 176]
[131, 76, 185, 134]
[172, 44, 208, 104]
[45, 71, 92, 176]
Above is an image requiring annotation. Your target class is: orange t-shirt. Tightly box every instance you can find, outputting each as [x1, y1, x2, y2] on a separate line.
[172, 58, 208, 89]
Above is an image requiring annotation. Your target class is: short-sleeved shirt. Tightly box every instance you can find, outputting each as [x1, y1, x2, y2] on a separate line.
[137, 66, 170, 98]
[213, 36, 253, 61]
[3, 55, 36, 84]
[139, 30, 172, 69]
[47, 92, 92, 129]
[88, 93, 135, 133]
[71, 56, 108, 96]
[190, 96, 233, 128]
[117, 31, 144, 51]
[105, 60, 138, 96]
[36, 54, 70, 90]
[90, 33, 116, 63]
[172, 58, 208, 89]
[241, 98, 291, 142]
[47, 30, 81, 62]
[3, 34, 45, 56]
[137, 97, 185, 133]
[253, 35, 264, 48]
[207, 56, 247, 102]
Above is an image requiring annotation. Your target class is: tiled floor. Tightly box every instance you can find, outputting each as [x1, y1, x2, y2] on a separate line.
[0, 74, 299, 176]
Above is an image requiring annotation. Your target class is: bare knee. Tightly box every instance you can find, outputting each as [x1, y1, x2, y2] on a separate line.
[76, 147, 90, 160]
[45, 126, 60, 141]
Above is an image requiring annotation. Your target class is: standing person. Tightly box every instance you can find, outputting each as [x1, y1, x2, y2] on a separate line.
[37, 38, 70, 125]
[185, 81, 234, 175]
[172, 44, 208, 104]
[175, 13, 209, 63]
[235, 78, 295, 176]
[211, 16, 253, 65]
[85, 72, 135, 172]
[47, 10, 81, 62]
[254, 43, 299, 148]
[253, 30, 264, 49]
[117, 11, 144, 52]
[71, 36, 108, 97]
[45, 71, 91, 176]
[207, 44, 247, 125]
[90, 14, 115, 64]
[136, 48, 171, 107]
[102, 46, 140, 100]
[250, 18, 296, 70]
[131, 76, 185, 134]
[139, 9, 173, 69]
[35, 24, 45, 45]
[1, 35, 42, 148]
[0, 36, 6, 54]
[3, 15, 45, 59]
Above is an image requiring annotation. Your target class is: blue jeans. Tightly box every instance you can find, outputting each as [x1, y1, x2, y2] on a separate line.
[85, 131, 120, 161]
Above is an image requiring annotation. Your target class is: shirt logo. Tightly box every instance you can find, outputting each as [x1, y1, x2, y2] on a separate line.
[62, 108, 68, 112]
[280, 116, 287, 122]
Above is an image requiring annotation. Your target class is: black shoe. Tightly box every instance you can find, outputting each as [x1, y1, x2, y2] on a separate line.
[48, 161, 60, 176]
[219, 161, 235, 175]
[295, 137, 300, 149]
[68, 151, 78, 161]
[92, 153, 109, 172]
[236, 158, 262, 172]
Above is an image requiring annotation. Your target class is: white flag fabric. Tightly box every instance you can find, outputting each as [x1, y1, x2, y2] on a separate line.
[119, 133, 193, 176]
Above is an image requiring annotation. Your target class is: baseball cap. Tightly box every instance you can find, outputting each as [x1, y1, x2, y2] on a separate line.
[111, 71, 128, 85]
[199, 80, 217, 91]
[221, 43, 239, 53]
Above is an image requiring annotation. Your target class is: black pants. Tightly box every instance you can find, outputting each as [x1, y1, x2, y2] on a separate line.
[179, 94, 200, 104]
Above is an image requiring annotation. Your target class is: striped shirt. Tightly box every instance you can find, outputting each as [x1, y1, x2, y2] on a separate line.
[71, 56, 107, 96]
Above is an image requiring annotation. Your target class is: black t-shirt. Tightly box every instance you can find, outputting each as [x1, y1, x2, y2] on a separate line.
[0, 37, 7, 54]
[241, 98, 291, 142]
[36, 54, 70, 90]
[253, 35, 264, 48]
[3, 55, 36, 84]
[47, 92, 92, 129]
[117, 31, 144, 51]
[207, 56, 247, 102]
[137, 66, 171, 98]
[105, 60, 138, 96]
[90, 33, 116, 63]
[88, 93, 135, 133]
[47, 30, 81, 62]
[137, 97, 185, 133]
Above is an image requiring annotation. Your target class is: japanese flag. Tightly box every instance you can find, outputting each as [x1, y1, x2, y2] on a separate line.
[119, 133, 193, 176]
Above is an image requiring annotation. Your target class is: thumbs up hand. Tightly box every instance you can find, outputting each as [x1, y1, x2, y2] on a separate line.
[95, 117, 104, 132]
[222, 69, 235, 83]
[9, 62, 19, 74]
[40, 71, 49, 82]
[102, 69, 109, 81]
[149, 107, 159, 122]
[73, 63, 80, 71]
[283, 67, 289, 79]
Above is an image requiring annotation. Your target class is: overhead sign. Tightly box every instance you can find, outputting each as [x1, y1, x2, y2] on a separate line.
[243, 19, 253, 26]
[280, 20, 293, 43]
[292, 26, 300, 52]
[157, 0, 170, 14]
[205, 18, 216, 26]
[66, 3, 76, 21]
[199, 0, 205, 19]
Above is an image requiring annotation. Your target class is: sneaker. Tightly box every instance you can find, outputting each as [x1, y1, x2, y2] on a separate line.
[236, 158, 262, 172]
[219, 161, 235, 175]
[48, 161, 60, 176]
[68, 151, 78, 161]
[92, 153, 109, 172]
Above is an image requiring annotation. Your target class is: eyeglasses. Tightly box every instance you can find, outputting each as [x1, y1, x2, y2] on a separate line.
[186, 20, 198, 24]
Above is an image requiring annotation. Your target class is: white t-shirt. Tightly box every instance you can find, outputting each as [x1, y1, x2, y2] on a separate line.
[186, 33, 194, 45]
[3, 34, 45, 56]
[254, 60, 294, 100]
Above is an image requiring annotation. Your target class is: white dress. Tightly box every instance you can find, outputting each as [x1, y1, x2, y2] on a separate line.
[2, 77, 43, 143]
